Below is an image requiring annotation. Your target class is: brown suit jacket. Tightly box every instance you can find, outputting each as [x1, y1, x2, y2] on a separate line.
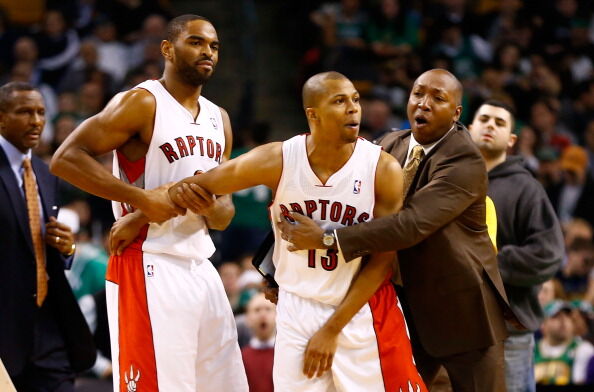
[336, 123, 511, 358]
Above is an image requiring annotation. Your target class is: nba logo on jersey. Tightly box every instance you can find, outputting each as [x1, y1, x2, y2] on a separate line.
[353, 180, 362, 194]
[210, 117, 218, 129]
[146, 265, 154, 277]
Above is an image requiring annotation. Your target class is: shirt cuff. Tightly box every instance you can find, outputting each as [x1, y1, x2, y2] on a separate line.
[333, 229, 343, 254]
[62, 254, 75, 270]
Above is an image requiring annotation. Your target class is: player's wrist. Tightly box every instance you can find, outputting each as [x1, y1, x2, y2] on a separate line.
[63, 242, 76, 256]
[129, 187, 148, 211]
[321, 230, 337, 250]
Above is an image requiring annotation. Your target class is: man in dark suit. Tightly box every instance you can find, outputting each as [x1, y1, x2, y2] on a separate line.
[278, 69, 515, 391]
[0, 82, 95, 391]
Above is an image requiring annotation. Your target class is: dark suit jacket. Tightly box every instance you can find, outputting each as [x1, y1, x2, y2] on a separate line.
[336, 123, 511, 358]
[0, 147, 95, 376]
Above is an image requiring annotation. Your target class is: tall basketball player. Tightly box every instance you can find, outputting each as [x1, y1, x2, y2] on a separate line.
[160, 72, 428, 391]
[50, 15, 248, 392]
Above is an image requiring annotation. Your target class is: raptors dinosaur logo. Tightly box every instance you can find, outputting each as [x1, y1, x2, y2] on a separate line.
[124, 365, 141, 392]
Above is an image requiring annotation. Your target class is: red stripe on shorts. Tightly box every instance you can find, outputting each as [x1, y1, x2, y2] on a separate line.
[106, 230, 158, 392]
[369, 280, 427, 392]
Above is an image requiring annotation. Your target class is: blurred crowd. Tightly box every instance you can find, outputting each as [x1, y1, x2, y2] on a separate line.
[1, 0, 594, 389]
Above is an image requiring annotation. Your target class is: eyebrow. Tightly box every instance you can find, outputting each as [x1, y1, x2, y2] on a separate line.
[480, 114, 507, 123]
[414, 84, 448, 95]
[186, 35, 220, 45]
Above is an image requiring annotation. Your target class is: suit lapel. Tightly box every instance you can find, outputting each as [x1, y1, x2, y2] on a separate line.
[393, 132, 410, 166]
[0, 146, 34, 253]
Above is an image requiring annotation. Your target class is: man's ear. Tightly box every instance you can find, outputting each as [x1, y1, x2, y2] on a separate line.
[453, 105, 462, 122]
[508, 133, 517, 149]
[161, 40, 173, 61]
[305, 108, 317, 121]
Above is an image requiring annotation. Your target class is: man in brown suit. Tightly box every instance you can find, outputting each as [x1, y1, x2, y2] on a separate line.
[278, 69, 514, 391]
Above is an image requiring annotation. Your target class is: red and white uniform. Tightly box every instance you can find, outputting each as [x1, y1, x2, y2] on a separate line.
[106, 80, 247, 392]
[270, 134, 426, 391]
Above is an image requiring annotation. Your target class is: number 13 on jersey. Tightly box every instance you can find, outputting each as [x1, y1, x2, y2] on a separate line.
[308, 249, 339, 271]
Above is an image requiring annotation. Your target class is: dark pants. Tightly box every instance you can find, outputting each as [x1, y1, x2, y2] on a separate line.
[12, 302, 75, 392]
[413, 339, 507, 392]
[394, 284, 506, 392]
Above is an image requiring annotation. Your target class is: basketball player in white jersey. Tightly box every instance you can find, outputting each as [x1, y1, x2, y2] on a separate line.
[50, 15, 248, 392]
[149, 72, 427, 391]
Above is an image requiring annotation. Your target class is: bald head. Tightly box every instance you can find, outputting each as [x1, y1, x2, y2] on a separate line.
[302, 71, 350, 109]
[415, 69, 463, 105]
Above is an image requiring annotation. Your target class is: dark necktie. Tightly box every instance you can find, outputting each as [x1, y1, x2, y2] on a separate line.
[22, 157, 47, 307]
[402, 145, 424, 197]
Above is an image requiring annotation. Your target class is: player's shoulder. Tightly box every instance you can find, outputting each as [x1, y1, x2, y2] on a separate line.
[378, 150, 402, 171]
[108, 88, 156, 114]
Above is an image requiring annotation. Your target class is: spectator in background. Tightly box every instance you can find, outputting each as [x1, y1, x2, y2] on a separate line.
[539, 279, 567, 307]
[365, 0, 420, 60]
[34, 9, 80, 88]
[360, 96, 394, 141]
[91, 17, 129, 85]
[241, 292, 276, 392]
[547, 145, 594, 226]
[535, 300, 594, 385]
[78, 81, 106, 118]
[469, 100, 564, 392]
[431, 19, 490, 81]
[129, 14, 168, 69]
[556, 238, 594, 300]
[569, 81, 594, 143]
[218, 261, 242, 314]
[563, 218, 593, 250]
[310, 0, 372, 79]
[58, 40, 115, 97]
[515, 125, 540, 174]
[530, 99, 572, 154]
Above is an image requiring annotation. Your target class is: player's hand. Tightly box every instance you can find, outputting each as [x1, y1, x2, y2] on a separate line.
[45, 217, 75, 254]
[109, 211, 148, 256]
[278, 212, 325, 251]
[263, 286, 278, 305]
[139, 183, 185, 222]
[172, 183, 217, 217]
[303, 326, 339, 378]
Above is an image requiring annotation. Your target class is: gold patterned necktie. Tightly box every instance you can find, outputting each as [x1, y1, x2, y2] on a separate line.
[22, 157, 47, 307]
[402, 145, 424, 197]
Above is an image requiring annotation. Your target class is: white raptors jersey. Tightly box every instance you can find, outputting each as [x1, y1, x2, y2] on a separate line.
[270, 134, 381, 305]
[112, 80, 225, 260]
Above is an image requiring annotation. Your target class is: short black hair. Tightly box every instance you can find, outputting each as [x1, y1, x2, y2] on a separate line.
[302, 71, 349, 109]
[166, 14, 211, 42]
[479, 99, 516, 133]
[0, 81, 37, 111]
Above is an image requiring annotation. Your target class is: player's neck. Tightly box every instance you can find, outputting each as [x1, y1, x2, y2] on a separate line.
[306, 135, 355, 177]
[160, 73, 203, 112]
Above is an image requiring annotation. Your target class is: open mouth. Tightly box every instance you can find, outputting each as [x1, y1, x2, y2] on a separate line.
[345, 122, 359, 128]
[415, 116, 428, 126]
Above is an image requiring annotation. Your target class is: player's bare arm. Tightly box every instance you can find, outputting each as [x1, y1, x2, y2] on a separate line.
[302, 151, 403, 379]
[168, 142, 284, 203]
[193, 107, 235, 230]
[50, 89, 184, 222]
